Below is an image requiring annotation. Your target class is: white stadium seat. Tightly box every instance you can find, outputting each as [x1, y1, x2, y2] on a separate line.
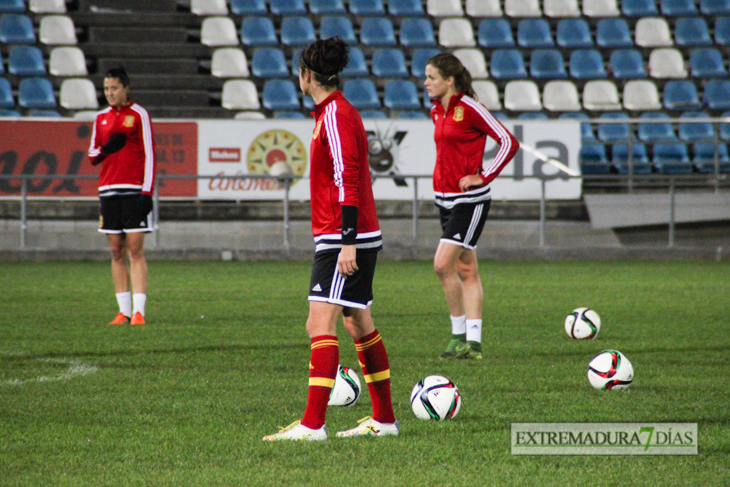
[235, 111, 267, 120]
[60, 78, 99, 110]
[504, 80, 542, 111]
[39, 15, 77, 45]
[505, 0, 541, 17]
[635, 18, 673, 47]
[222, 80, 260, 110]
[453, 48, 488, 79]
[544, 0, 581, 17]
[582, 0, 620, 17]
[649, 48, 687, 78]
[466, 0, 502, 17]
[427, 0, 463, 16]
[201, 17, 238, 47]
[438, 18, 475, 47]
[623, 80, 662, 110]
[582, 80, 622, 110]
[49, 47, 87, 76]
[211, 48, 250, 78]
[30, 0, 66, 13]
[472, 80, 501, 110]
[191, 0, 228, 15]
[543, 80, 581, 111]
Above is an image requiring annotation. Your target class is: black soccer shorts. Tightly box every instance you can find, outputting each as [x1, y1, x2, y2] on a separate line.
[308, 250, 378, 309]
[99, 194, 152, 234]
[438, 200, 491, 250]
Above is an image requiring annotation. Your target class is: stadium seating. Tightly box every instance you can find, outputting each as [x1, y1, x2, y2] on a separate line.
[653, 143, 692, 173]
[693, 143, 730, 172]
[466, 0, 502, 16]
[270, 0, 307, 16]
[518, 112, 549, 119]
[623, 80, 662, 110]
[544, 0, 581, 17]
[191, 0, 228, 15]
[361, 110, 387, 118]
[274, 111, 306, 118]
[583, 0, 621, 17]
[211, 48, 249, 78]
[688, 48, 727, 78]
[30, 0, 66, 13]
[490, 49, 527, 79]
[262, 80, 300, 110]
[222, 80, 260, 110]
[8, 46, 46, 76]
[635, 17, 672, 47]
[559, 112, 597, 141]
[504, 80, 542, 111]
[517, 19, 554, 47]
[569, 50, 607, 79]
[674, 17, 712, 47]
[426, 0, 462, 16]
[715, 17, 730, 45]
[505, 0, 541, 17]
[342, 47, 369, 77]
[252, 48, 289, 78]
[638, 112, 677, 142]
[320, 17, 357, 45]
[648, 48, 687, 78]
[59, 78, 99, 110]
[702, 80, 730, 110]
[0, 108, 21, 116]
[343, 79, 380, 109]
[230, 0, 267, 15]
[49, 46, 88, 76]
[349, 0, 386, 16]
[360, 17, 396, 46]
[661, 0, 698, 15]
[472, 80, 501, 109]
[478, 19, 515, 48]
[389, 0, 425, 16]
[438, 18, 475, 47]
[384, 80, 420, 109]
[28, 109, 60, 117]
[400, 18, 436, 47]
[39, 15, 77, 45]
[678, 112, 714, 141]
[0, 14, 35, 44]
[201, 17, 239, 46]
[556, 19, 593, 48]
[543, 80, 581, 111]
[611, 144, 652, 173]
[371, 48, 408, 78]
[0, 0, 25, 13]
[529, 50, 567, 79]
[0, 77, 13, 108]
[596, 18, 633, 47]
[240, 17, 278, 46]
[452, 48, 488, 78]
[280, 17, 316, 46]
[663, 80, 701, 110]
[597, 112, 630, 141]
[609, 49, 647, 78]
[398, 111, 428, 118]
[18, 78, 57, 108]
[309, 0, 346, 15]
[700, 0, 730, 15]
[622, 0, 659, 16]
[579, 144, 610, 173]
[0, 52, 4, 75]
[411, 48, 439, 76]
[235, 111, 266, 120]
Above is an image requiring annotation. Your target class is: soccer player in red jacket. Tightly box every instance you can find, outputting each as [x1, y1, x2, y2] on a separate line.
[88, 66, 155, 326]
[264, 37, 397, 441]
[425, 53, 519, 360]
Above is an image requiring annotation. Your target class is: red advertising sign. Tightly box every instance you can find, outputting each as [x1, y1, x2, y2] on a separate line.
[0, 120, 198, 198]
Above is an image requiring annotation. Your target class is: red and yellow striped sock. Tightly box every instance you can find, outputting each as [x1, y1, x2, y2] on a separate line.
[355, 329, 395, 424]
[301, 334, 339, 430]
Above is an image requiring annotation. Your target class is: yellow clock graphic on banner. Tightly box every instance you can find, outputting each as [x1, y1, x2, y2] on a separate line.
[247, 129, 308, 187]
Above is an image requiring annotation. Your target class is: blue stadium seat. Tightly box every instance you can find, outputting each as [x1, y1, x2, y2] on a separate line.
[28, 109, 60, 117]
[8, 46, 46, 76]
[360, 17, 396, 46]
[529, 50, 567, 79]
[343, 79, 380, 109]
[0, 108, 20, 116]
[349, 0, 385, 15]
[638, 112, 677, 142]
[303, 95, 314, 109]
[678, 112, 714, 141]
[580, 144, 610, 174]
[389, 0, 425, 16]
[609, 49, 647, 78]
[661, 0, 698, 15]
[0, 77, 13, 108]
[702, 80, 730, 110]
[596, 19, 633, 48]
[230, 0, 267, 15]
[342, 47, 369, 77]
[0, 51, 4, 75]
[721, 111, 730, 139]
[556, 19, 593, 48]
[689, 48, 727, 78]
[597, 112, 631, 142]
[18, 78, 56, 108]
[280, 17, 316, 46]
[398, 110, 428, 118]
[663, 80, 701, 110]
[715, 17, 730, 46]
[360, 110, 387, 119]
[309, 0, 346, 14]
[675, 17, 712, 47]
[274, 111, 306, 118]
[701, 0, 730, 14]
[411, 48, 440, 76]
[490, 49, 527, 79]
[399, 18, 435, 47]
[251, 48, 288, 78]
[320, 16, 357, 45]
[693, 143, 730, 172]
[0, 14, 35, 44]
[240, 17, 277, 46]
[612, 144, 652, 174]
[0, 0, 25, 13]
[290, 48, 303, 75]
[384, 80, 420, 109]
[477, 19, 514, 48]
[518, 112, 549, 120]
[372, 48, 408, 77]
[559, 112, 596, 142]
[622, 0, 659, 16]
[517, 19, 553, 48]
[569, 50, 607, 79]
[653, 143, 692, 173]
[270, 0, 307, 15]
[262, 80, 300, 110]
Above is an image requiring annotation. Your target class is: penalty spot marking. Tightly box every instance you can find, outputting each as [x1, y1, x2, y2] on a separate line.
[0, 356, 99, 387]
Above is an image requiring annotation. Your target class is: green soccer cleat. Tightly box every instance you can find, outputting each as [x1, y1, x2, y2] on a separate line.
[455, 342, 483, 360]
[439, 338, 466, 359]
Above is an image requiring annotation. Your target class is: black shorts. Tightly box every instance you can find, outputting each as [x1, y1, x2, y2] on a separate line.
[308, 250, 378, 309]
[99, 195, 152, 234]
[438, 200, 491, 250]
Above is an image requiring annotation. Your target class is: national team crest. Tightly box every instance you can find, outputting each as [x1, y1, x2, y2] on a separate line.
[123, 115, 135, 127]
[313, 120, 323, 139]
[453, 106, 464, 121]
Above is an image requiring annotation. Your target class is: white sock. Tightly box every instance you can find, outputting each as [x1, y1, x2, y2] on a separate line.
[132, 293, 147, 317]
[450, 315, 466, 335]
[466, 319, 482, 343]
[116, 292, 132, 317]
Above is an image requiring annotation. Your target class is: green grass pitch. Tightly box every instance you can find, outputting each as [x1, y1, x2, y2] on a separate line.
[0, 260, 728, 486]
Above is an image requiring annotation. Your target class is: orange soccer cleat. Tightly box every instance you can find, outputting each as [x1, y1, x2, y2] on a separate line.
[109, 313, 130, 325]
[130, 312, 145, 326]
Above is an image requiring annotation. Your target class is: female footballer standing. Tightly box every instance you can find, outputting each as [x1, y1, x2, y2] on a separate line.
[88, 66, 155, 326]
[425, 53, 519, 360]
[264, 37, 397, 441]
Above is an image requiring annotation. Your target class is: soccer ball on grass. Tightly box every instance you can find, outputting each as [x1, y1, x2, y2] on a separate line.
[587, 350, 634, 390]
[410, 375, 461, 420]
[565, 307, 601, 339]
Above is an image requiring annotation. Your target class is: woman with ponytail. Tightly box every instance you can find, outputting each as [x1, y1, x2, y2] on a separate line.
[425, 53, 519, 360]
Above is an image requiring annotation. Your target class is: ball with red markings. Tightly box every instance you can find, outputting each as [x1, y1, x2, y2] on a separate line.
[587, 350, 634, 390]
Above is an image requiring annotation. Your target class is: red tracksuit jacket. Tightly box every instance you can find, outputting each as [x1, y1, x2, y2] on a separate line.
[430, 93, 519, 208]
[309, 91, 382, 253]
[88, 100, 155, 197]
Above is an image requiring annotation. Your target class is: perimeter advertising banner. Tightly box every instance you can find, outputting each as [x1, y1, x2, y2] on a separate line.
[197, 119, 582, 201]
[0, 120, 198, 198]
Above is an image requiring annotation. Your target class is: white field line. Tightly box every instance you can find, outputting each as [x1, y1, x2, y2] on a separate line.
[0, 357, 99, 386]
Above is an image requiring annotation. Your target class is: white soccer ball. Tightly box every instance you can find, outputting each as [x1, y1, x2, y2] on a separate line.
[410, 375, 461, 420]
[328, 365, 361, 407]
[269, 160, 292, 177]
[565, 307, 601, 339]
[587, 350, 634, 390]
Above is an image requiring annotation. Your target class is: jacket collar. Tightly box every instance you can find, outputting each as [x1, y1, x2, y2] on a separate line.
[312, 91, 344, 118]
[431, 92, 464, 114]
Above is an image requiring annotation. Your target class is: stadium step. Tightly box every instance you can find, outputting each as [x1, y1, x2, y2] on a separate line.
[85, 74, 223, 91]
[80, 43, 210, 59]
[131, 90, 213, 107]
[88, 27, 190, 44]
[95, 58, 200, 75]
